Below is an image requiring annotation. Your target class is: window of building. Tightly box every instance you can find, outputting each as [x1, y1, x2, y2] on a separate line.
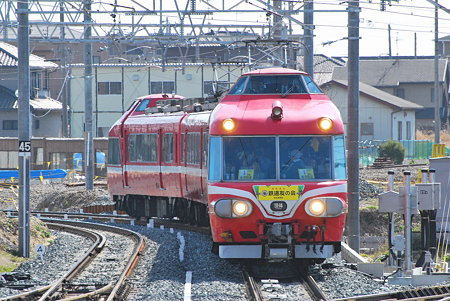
[128, 134, 158, 162]
[34, 119, 40, 130]
[394, 87, 405, 99]
[150, 81, 175, 94]
[163, 133, 174, 163]
[406, 121, 412, 140]
[431, 88, 435, 103]
[360, 123, 374, 136]
[187, 132, 201, 165]
[3, 120, 18, 130]
[97, 82, 122, 95]
[398, 121, 403, 140]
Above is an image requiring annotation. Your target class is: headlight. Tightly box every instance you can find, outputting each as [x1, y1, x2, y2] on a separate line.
[307, 199, 325, 216]
[214, 199, 253, 218]
[222, 118, 235, 131]
[305, 197, 345, 217]
[318, 117, 333, 131]
[233, 200, 250, 216]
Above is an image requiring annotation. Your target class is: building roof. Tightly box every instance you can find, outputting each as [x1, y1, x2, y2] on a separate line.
[0, 84, 62, 111]
[298, 54, 345, 86]
[332, 58, 447, 87]
[327, 80, 423, 110]
[0, 42, 58, 69]
[0, 86, 17, 109]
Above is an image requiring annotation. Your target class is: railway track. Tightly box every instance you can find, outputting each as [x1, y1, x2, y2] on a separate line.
[334, 283, 450, 301]
[0, 219, 144, 301]
[242, 262, 328, 301]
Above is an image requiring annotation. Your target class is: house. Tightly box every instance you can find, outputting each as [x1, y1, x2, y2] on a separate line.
[0, 42, 62, 137]
[321, 80, 423, 141]
[69, 62, 247, 138]
[331, 57, 449, 131]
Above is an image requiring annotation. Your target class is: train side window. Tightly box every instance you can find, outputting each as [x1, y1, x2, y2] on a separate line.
[227, 76, 248, 95]
[208, 137, 221, 181]
[333, 135, 347, 180]
[108, 138, 121, 165]
[202, 132, 208, 168]
[302, 75, 322, 94]
[163, 133, 174, 163]
[135, 99, 151, 112]
[181, 133, 185, 163]
[128, 134, 158, 162]
[187, 132, 200, 165]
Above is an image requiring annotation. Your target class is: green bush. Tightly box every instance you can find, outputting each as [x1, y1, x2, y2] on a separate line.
[378, 140, 405, 164]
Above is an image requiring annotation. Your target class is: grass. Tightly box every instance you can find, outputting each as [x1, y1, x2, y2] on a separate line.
[416, 129, 450, 146]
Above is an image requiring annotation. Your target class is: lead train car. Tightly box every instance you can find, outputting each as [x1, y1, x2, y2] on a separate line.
[107, 68, 348, 261]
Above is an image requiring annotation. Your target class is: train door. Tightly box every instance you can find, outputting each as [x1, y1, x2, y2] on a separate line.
[158, 129, 164, 190]
[160, 131, 180, 196]
[185, 131, 202, 201]
[200, 129, 208, 199]
[121, 132, 130, 188]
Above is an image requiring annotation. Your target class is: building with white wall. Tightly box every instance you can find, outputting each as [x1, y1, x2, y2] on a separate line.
[321, 80, 423, 141]
[69, 62, 247, 137]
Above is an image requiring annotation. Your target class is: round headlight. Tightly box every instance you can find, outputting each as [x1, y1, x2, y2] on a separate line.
[222, 118, 235, 131]
[318, 117, 333, 131]
[232, 200, 251, 217]
[307, 199, 326, 216]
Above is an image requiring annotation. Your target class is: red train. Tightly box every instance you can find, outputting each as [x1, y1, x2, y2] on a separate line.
[107, 68, 347, 261]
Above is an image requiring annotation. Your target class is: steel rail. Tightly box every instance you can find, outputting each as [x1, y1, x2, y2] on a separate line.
[39, 219, 145, 301]
[241, 267, 264, 301]
[333, 282, 450, 301]
[301, 273, 329, 301]
[0, 222, 104, 301]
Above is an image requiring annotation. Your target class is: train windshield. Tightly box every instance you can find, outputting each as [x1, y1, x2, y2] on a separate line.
[227, 75, 322, 95]
[208, 136, 346, 181]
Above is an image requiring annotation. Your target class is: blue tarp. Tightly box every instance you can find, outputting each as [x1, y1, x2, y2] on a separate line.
[0, 169, 68, 179]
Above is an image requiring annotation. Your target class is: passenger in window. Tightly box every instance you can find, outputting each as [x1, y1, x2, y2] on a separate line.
[317, 158, 331, 179]
[237, 151, 257, 180]
[281, 150, 306, 179]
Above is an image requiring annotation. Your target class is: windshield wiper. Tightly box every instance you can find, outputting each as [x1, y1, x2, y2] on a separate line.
[281, 85, 294, 98]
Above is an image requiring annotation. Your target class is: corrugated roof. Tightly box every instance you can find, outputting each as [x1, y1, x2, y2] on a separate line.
[0, 86, 16, 109]
[332, 58, 447, 87]
[0, 42, 58, 69]
[329, 80, 423, 110]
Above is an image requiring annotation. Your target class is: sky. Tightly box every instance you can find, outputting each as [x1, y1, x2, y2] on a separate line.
[312, 0, 449, 57]
[22, 0, 450, 58]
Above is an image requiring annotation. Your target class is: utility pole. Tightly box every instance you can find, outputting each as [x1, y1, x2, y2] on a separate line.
[272, 0, 283, 67]
[84, 0, 94, 190]
[347, 0, 360, 253]
[388, 24, 392, 57]
[60, 0, 68, 137]
[434, 1, 440, 143]
[17, 0, 31, 257]
[304, 0, 314, 77]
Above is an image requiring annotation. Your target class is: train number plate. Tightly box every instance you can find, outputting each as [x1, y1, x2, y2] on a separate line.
[253, 185, 304, 201]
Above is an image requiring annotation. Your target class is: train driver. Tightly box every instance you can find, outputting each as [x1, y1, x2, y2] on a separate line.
[281, 149, 307, 179]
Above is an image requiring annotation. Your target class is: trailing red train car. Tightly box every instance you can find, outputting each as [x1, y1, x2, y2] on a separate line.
[107, 67, 347, 261]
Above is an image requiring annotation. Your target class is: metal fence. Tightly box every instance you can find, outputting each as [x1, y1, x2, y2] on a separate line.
[359, 140, 434, 167]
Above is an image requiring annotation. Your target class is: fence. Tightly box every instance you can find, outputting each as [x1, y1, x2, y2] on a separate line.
[359, 140, 435, 167]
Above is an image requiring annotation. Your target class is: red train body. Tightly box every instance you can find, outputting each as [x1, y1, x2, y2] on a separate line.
[107, 68, 347, 260]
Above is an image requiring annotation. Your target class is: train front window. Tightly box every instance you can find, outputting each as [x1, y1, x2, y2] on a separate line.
[242, 75, 307, 95]
[223, 137, 276, 181]
[211, 135, 345, 182]
[279, 137, 331, 180]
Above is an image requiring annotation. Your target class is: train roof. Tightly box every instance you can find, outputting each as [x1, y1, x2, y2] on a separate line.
[241, 67, 307, 76]
[134, 93, 184, 100]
